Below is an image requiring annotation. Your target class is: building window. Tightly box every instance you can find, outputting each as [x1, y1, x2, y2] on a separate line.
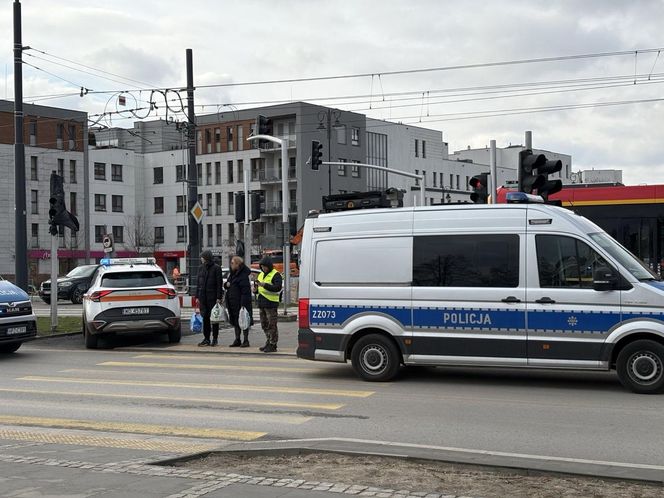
[336, 124, 347, 144]
[214, 162, 221, 184]
[206, 193, 212, 214]
[154, 166, 163, 184]
[207, 224, 213, 246]
[227, 160, 234, 183]
[215, 128, 221, 152]
[215, 193, 222, 216]
[205, 129, 212, 154]
[57, 158, 65, 178]
[413, 234, 520, 288]
[177, 225, 186, 243]
[29, 121, 37, 146]
[433, 172, 437, 187]
[154, 227, 164, 244]
[154, 197, 164, 214]
[56, 123, 64, 149]
[111, 164, 123, 182]
[456, 175, 460, 190]
[94, 194, 106, 212]
[30, 156, 38, 181]
[176, 195, 186, 213]
[422, 140, 426, 158]
[176, 164, 185, 182]
[237, 125, 244, 151]
[237, 160, 243, 182]
[112, 225, 124, 244]
[415, 169, 419, 186]
[111, 195, 123, 213]
[216, 224, 222, 246]
[196, 130, 202, 154]
[94, 162, 106, 180]
[68, 124, 76, 150]
[31, 223, 39, 248]
[70, 192, 77, 216]
[94, 225, 106, 243]
[206, 162, 212, 185]
[465, 176, 470, 190]
[415, 139, 419, 157]
[351, 161, 361, 178]
[69, 160, 77, 183]
[30, 190, 38, 214]
[422, 170, 426, 186]
[228, 192, 234, 215]
[351, 127, 360, 146]
[227, 127, 234, 152]
[337, 158, 347, 176]
[449, 174, 454, 189]
[228, 223, 235, 244]
[197, 163, 202, 186]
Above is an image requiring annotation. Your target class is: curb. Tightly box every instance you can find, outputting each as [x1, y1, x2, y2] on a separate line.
[31, 331, 82, 341]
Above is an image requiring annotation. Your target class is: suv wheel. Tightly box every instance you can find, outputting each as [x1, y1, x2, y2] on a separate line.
[0, 342, 21, 354]
[168, 328, 181, 344]
[616, 339, 664, 394]
[83, 318, 98, 349]
[351, 334, 401, 382]
[71, 287, 84, 305]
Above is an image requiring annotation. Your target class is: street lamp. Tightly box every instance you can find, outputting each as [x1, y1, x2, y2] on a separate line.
[317, 108, 342, 196]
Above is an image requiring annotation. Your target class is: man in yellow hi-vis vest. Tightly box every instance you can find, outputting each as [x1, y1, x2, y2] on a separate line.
[254, 256, 283, 353]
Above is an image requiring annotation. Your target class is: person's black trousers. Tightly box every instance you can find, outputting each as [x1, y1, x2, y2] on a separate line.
[201, 307, 219, 341]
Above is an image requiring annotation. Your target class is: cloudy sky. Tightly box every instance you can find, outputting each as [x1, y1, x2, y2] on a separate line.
[1, 0, 663, 183]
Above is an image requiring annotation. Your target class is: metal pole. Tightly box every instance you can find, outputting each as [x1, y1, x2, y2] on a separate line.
[243, 161, 250, 259]
[281, 141, 290, 315]
[50, 230, 58, 332]
[489, 139, 497, 204]
[419, 177, 425, 206]
[525, 130, 532, 150]
[83, 119, 90, 264]
[327, 111, 332, 196]
[13, 0, 27, 290]
[185, 48, 199, 296]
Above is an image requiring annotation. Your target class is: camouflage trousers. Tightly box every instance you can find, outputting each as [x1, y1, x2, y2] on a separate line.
[259, 307, 279, 345]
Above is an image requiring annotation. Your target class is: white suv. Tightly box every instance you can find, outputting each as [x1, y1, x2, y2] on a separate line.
[82, 258, 181, 349]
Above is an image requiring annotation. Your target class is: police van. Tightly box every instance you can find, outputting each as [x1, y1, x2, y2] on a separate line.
[297, 193, 664, 394]
[0, 276, 37, 353]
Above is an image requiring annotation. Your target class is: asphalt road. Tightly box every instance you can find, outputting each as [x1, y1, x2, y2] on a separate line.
[1, 333, 663, 468]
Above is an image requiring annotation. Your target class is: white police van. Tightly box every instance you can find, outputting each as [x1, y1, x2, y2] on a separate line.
[297, 193, 664, 394]
[0, 276, 37, 353]
[82, 258, 181, 349]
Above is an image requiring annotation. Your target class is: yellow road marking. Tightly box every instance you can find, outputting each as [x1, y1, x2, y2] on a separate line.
[0, 415, 265, 441]
[0, 429, 218, 453]
[20, 376, 375, 398]
[98, 360, 318, 374]
[0, 387, 342, 411]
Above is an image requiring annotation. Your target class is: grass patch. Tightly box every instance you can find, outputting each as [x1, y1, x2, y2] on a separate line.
[36, 316, 82, 336]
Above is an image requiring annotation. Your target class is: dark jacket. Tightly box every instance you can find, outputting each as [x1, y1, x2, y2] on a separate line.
[196, 257, 223, 312]
[256, 256, 283, 309]
[224, 264, 253, 327]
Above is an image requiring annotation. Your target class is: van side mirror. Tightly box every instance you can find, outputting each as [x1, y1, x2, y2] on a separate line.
[593, 266, 617, 291]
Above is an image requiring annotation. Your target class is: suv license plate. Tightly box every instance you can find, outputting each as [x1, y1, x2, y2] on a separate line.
[122, 308, 150, 316]
[7, 326, 27, 335]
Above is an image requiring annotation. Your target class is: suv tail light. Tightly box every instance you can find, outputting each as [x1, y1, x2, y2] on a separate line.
[156, 287, 177, 299]
[89, 290, 113, 302]
[298, 298, 310, 328]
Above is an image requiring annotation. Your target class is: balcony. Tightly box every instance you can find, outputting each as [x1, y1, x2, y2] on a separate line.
[263, 201, 297, 216]
[258, 170, 297, 184]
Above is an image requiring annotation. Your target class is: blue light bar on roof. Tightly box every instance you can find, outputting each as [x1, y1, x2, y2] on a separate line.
[506, 192, 544, 204]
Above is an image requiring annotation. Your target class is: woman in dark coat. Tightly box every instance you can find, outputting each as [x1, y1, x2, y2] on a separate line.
[224, 255, 253, 347]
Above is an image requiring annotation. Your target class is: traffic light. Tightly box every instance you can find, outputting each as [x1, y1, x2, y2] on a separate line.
[518, 149, 563, 201]
[311, 140, 323, 170]
[48, 172, 79, 236]
[469, 173, 489, 204]
[256, 115, 272, 148]
[234, 193, 245, 223]
[250, 191, 264, 221]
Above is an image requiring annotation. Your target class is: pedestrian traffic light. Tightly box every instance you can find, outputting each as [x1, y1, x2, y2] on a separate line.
[48, 172, 79, 236]
[250, 191, 264, 221]
[235, 193, 245, 223]
[518, 149, 563, 201]
[469, 173, 489, 204]
[311, 140, 323, 170]
[256, 115, 272, 148]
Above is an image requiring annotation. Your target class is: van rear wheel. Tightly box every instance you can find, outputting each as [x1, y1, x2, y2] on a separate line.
[351, 334, 400, 382]
[616, 340, 664, 394]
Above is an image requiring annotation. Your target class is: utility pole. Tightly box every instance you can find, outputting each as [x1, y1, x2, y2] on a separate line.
[489, 140, 497, 203]
[525, 130, 532, 150]
[13, 0, 27, 290]
[185, 48, 200, 296]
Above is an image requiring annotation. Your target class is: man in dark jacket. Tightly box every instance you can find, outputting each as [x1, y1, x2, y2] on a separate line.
[254, 256, 282, 353]
[196, 250, 223, 346]
[224, 255, 253, 347]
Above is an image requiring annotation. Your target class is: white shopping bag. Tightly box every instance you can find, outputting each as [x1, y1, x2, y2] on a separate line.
[238, 306, 251, 331]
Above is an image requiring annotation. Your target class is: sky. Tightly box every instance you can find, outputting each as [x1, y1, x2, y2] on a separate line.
[1, 0, 663, 184]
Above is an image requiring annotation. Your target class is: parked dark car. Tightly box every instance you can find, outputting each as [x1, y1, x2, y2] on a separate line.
[39, 264, 100, 304]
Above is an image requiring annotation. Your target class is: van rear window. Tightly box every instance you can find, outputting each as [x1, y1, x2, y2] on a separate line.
[413, 234, 519, 287]
[101, 271, 166, 288]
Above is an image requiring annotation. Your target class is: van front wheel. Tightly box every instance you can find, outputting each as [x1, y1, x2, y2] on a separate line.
[616, 340, 664, 394]
[351, 334, 400, 382]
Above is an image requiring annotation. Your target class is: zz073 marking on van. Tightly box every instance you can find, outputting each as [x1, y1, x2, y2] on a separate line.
[311, 309, 337, 320]
[309, 305, 410, 327]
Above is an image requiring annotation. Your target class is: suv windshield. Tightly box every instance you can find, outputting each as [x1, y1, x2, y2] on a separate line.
[66, 266, 98, 278]
[589, 232, 659, 281]
[101, 271, 166, 288]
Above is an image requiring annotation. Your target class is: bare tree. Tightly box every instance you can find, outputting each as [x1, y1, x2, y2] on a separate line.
[123, 215, 158, 255]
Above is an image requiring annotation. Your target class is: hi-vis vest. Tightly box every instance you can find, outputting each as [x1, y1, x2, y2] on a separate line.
[257, 269, 280, 302]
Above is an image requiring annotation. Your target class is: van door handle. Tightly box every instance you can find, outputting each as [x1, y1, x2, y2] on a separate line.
[535, 297, 556, 304]
[501, 296, 521, 303]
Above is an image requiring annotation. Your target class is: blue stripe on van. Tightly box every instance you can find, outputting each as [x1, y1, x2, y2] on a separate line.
[414, 307, 524, 331]
[526, 310, 620, 333]
[310, 305, 411, 327]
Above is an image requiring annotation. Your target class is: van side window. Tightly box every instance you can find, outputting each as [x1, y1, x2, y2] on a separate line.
[536, 235, 609, 288]
[413, 234, 519, 287]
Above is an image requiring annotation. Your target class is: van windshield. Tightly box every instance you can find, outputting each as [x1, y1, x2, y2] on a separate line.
[589, 232, 659, 281]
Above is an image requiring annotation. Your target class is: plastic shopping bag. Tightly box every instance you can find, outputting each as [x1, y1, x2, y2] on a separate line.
[238, 306, 251, 331]
[190, 311, 203, 334]
[209, 303, 227, 324]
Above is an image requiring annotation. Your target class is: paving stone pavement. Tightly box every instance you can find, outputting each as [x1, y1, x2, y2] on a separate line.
[0, 452, 468, 498]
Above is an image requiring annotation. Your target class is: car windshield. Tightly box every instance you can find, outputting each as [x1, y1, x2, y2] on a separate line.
[66, 266, 97, 278]
[589, 232, 659, 281]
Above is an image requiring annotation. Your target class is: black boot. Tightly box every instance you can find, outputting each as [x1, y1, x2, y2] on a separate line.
[259, 341, 269, 352]
[198, 338, 210, 347]
[229, 339, 241, 347]
[263, 343, 277, 353]
[241, 331, 250, 348]
[211, 337, 218, 347]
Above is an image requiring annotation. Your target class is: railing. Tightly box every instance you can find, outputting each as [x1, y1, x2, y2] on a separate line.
[258, 170, 297, 183]
[263, 201, 297, 215]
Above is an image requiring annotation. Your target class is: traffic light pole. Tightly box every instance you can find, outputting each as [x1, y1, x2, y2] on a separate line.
[243, 160, 251, 261]
[489, 140, 497, 203]
[50, 229, 58, 332]
[322, 162, 426, 206]
[247, 134, 291, 315]
[185, 49, 200, 297]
